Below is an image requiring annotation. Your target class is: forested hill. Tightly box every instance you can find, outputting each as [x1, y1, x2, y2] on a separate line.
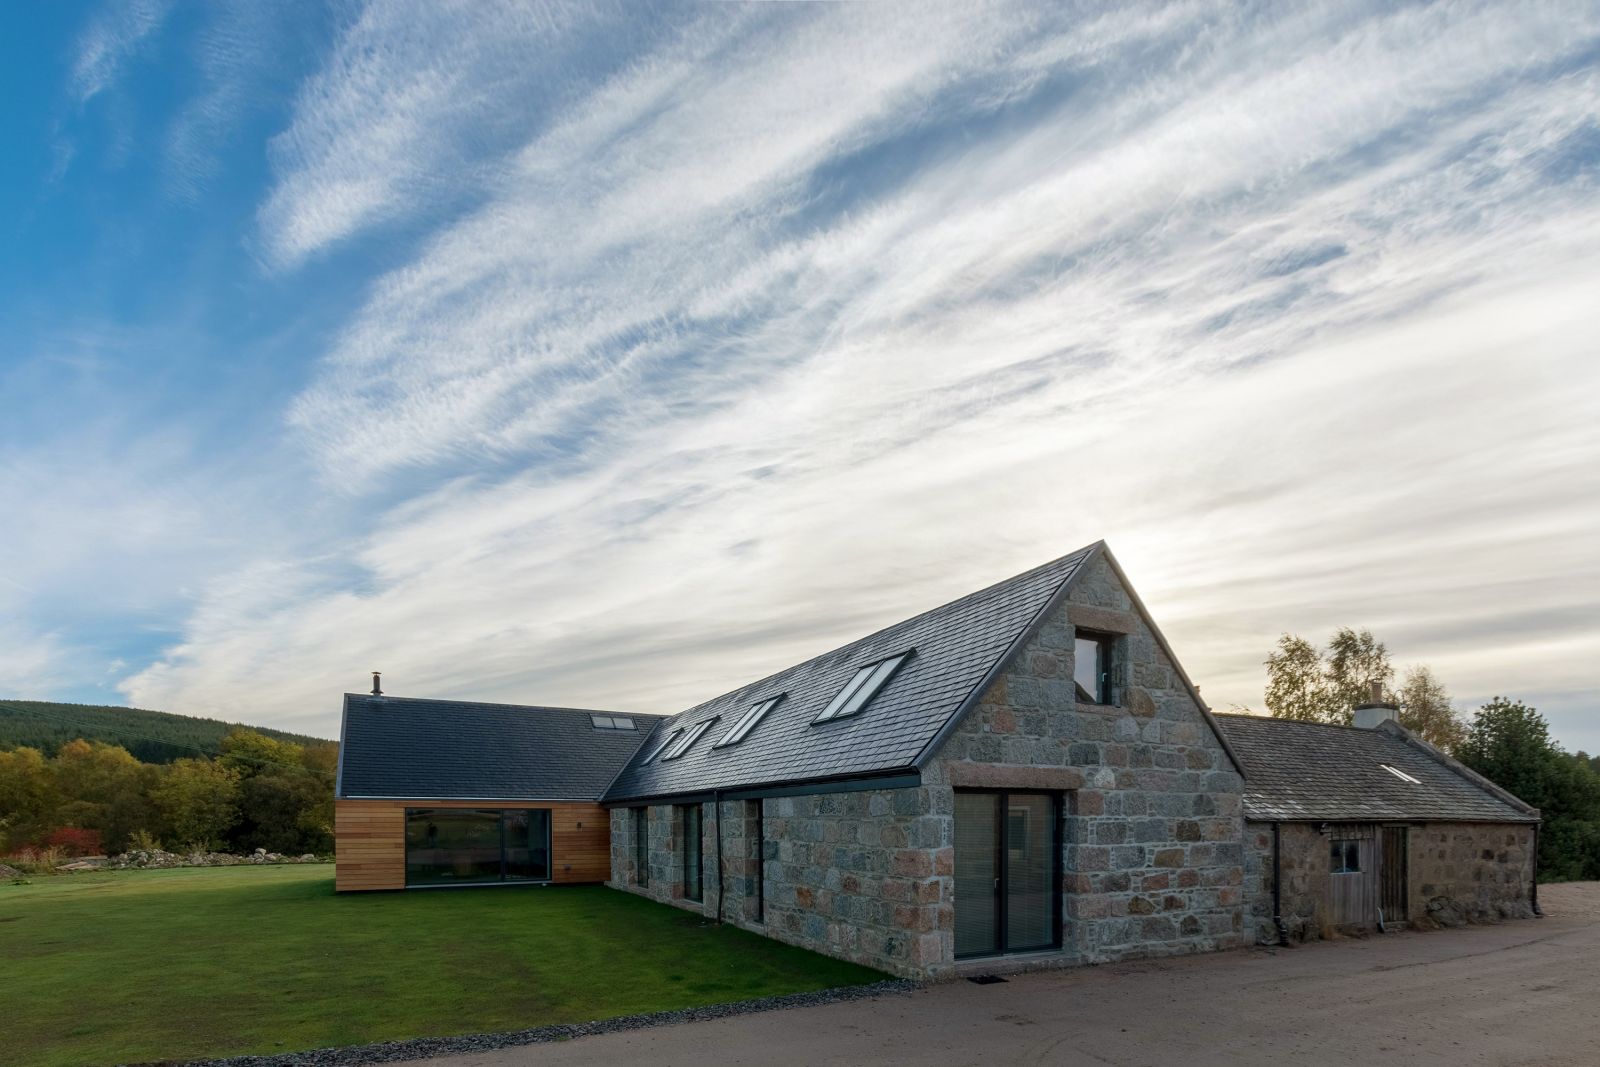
[0, 700, 332, 764]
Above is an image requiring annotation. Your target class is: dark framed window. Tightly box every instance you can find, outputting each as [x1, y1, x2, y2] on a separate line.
[1073, 632, 1116, 704]
[748, 799, 764, 923]
[632, 807, 649, 887]
[681, 804, 704, 903]
[1331, 839, 1362, 874]
[954, 790, 1063, 959]
[403, 808, 551, 887]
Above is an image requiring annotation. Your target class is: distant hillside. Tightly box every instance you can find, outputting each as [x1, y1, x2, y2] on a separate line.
[0, 699, 332, 763]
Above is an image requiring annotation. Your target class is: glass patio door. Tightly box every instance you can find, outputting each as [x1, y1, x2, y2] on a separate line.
[954, 791, 1060, 959]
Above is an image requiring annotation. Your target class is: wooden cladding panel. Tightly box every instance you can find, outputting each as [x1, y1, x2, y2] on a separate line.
[334, 799, 611, 891]
[551, 805, 611, 884]
[335, 801, 406, 891]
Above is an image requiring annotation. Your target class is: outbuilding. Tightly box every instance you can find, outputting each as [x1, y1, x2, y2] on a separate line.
[1214, 705, 1539, 942]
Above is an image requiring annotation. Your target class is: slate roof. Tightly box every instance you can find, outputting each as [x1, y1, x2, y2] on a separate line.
[602, 545, 1098, 803]
[1213, 714, 1538, 824]
[336, 695, 654, 801]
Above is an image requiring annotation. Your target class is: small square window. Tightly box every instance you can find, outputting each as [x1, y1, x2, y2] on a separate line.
[1074, 632, 1115, 705]
[1330, 839, 1362, 874]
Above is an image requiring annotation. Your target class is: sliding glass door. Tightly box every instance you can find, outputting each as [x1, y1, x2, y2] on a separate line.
[954, 791, 1061, 958]
[404, 808, 552, 886]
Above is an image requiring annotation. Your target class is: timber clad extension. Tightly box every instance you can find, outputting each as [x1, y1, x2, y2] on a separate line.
[334, 540, 1542, 979]
[334, 696, 651, 891]
[333, 800, 612, 891]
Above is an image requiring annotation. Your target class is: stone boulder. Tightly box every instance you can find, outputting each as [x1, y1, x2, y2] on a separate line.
[1426, 895, 1468, 927]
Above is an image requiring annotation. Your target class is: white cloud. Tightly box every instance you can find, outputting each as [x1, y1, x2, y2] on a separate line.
[124, 261, 1600, 747]
[116, 1, 1600, 751]
[0, 625, 73, 697]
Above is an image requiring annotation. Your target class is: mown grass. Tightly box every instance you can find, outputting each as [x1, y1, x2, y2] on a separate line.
[1, 866, 882, 1067]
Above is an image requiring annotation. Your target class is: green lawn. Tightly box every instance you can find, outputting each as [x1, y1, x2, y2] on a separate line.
[1, 866, 882, 1067]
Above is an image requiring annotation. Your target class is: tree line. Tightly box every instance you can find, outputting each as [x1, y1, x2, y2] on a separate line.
[0, 728, 336, 858]
[1260, 627, 1600, 881]
[0, 700, 326, 765]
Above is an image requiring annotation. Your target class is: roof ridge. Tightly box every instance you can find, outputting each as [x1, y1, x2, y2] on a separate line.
[1214, 713, 1376, 734]
[344, 693, 656, 717]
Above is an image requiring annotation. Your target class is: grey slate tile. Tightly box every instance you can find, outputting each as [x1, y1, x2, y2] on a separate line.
[338, 695, 654, 800]
[602, 545, 1094, 802]
[1213, 713, 1536, 823]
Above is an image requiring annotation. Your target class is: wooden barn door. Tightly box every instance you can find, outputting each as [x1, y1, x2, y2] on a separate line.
[1328, 826, 1378, 926]
[1380, 825, 1409, 922]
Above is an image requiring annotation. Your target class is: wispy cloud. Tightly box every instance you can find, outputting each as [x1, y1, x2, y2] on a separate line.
[257, 0, 633, 268]
[70, 0, 173, 105]
[161, 4, 299, 202]
[90, 1, 1600, 747]
[0, 624, 74, 698]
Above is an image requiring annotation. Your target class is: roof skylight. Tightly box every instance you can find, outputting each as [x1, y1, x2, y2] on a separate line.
[1380, 764, 1421, 784]
[661, 717, 718, 760]
[590, 714, 635, 730]
[715, 696, 783, 748]
[814, 651, 911, 724]
[641, 727, 682, 764]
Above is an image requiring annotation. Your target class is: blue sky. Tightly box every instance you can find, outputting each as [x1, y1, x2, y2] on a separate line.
[2, 1, 1597, 752]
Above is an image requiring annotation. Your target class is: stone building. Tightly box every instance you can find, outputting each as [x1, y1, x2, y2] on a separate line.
[332, 539, 1542, 981]
[1214, 708, 1540, 944]
[600, 542, 1252, 977]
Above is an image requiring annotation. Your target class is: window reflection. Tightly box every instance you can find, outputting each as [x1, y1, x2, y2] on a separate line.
[404, 808, 551, 886]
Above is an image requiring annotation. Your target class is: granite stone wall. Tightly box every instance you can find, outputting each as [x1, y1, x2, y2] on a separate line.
[925, 553, 1249, 965]
[607, 553, 1249, 977]
[1410, 823, 1536, 926]
[754, 786, 946, 975]
[610, 788, 940, 976]
[1243, 819, 1536, 943]
[608, 801, 714, 911]
[1243, 821, 1328, 943]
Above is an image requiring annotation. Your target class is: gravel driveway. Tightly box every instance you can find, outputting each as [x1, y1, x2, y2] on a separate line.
[416, 881, 1600, 1067]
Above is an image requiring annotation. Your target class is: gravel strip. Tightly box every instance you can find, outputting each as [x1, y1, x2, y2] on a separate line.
[154, 979, 917, 1067]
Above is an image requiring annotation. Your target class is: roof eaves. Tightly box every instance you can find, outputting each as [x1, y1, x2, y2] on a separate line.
[604, 767, 922, 807]
[1378, 719, 1541, 821]
[911, 541, 1101, 770]
[1098, 545, 1247, 778]
[334, 693, 351, 799]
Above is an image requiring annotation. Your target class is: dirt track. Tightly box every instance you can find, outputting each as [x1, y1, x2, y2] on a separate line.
[420, 882, 1600, 1067]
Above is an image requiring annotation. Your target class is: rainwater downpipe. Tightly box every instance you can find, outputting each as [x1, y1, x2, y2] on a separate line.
[1272, 821, 1289, 946]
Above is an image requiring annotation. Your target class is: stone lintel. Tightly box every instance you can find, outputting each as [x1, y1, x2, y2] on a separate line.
[946, 762, 1085, 791]
[1066, 603, 1141, 635]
